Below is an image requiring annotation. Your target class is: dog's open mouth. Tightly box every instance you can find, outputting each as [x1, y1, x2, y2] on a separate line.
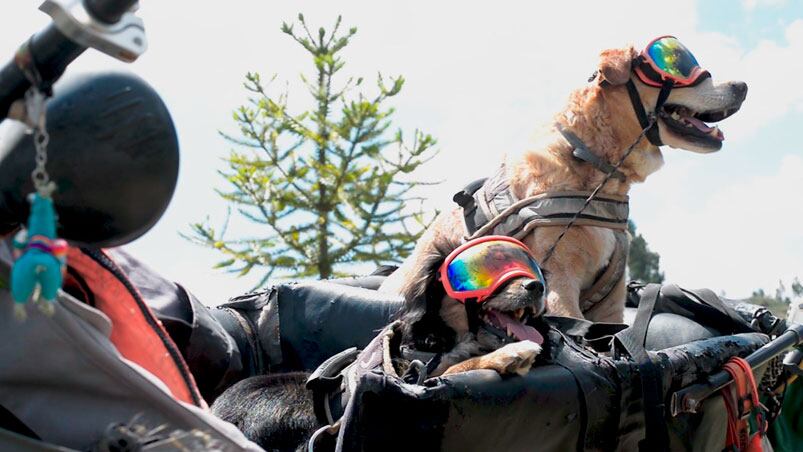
[658, 104, 739, 147]
[480, 308, 544, 344]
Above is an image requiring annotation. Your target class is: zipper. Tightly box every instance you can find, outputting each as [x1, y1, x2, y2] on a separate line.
[81, 247, 204, 407]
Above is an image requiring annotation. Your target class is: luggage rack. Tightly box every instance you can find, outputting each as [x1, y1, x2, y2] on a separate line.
[671, 322, 803, 416]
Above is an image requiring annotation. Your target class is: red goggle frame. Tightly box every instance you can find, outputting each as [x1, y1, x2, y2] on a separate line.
[634, 35, 710, 88]
[439, 235, 546, 303]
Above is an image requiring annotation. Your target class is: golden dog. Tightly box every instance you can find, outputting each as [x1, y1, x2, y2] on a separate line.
[382, 42, 747, 325]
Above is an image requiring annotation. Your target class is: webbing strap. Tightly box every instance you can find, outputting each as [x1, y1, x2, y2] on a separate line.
[579, 230, 629, 312]
[467, 190, 630, 239]
[555, 122, 626, 182]
[454, 173, 629, 311]
[615, 284, 670, 452]
[616, 284, 659, 357]
[307, 347, 359, 425]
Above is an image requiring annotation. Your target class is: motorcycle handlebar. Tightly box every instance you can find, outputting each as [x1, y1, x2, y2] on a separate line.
[0, 0, 139, 121]
[84, 0, 138, 24]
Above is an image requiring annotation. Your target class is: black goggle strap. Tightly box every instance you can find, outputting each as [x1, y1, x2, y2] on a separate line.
[464, 297, 481, 335]
[625, 78, 674, 147]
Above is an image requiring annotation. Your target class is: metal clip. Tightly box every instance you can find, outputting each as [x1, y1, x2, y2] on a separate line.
[23, 87, 47, 130]
[40, 0, 147, 63]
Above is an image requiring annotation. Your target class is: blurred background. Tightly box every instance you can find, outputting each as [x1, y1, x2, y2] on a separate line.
[1, 0, 801, 307]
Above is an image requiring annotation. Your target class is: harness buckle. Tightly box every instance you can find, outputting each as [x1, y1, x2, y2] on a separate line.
[453, 178, 487, 208]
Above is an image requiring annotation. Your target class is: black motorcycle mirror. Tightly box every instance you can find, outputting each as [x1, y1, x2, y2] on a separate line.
[0, 71, 179, 248]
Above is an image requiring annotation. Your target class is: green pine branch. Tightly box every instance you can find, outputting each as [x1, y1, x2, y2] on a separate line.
[188, 14, 438, 282]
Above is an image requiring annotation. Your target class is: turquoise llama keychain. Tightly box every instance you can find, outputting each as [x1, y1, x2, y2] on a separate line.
[10, 88, 66, 320]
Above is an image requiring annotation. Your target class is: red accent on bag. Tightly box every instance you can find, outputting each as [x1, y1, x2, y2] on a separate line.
[721, 357, 764, 452]
[66, 248, 205, 407]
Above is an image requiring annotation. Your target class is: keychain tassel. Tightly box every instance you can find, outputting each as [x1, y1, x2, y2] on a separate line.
[9, 86, 65, 320]
[11, 192, 66, 319]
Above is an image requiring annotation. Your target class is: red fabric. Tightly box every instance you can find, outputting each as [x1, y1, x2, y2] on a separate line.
[67, 248, 204, 407]
[747, 433, 763, 452]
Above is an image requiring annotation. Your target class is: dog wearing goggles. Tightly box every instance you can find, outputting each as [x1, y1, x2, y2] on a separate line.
[395, 235, 548, 377]
[382, 36, 747, 324]
[211, 237, 548, 451]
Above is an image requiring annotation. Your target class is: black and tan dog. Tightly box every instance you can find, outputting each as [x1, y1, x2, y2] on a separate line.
[212, 239, 548, 450]
[211, 371, 316, 452]
[394, 235, 547, 377]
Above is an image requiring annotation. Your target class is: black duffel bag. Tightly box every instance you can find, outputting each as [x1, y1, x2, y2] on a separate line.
[294, 283, 778, 452]
[119, 248, 780, 451]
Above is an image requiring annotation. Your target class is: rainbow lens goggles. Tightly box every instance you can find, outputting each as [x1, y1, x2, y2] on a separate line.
[439, 236, 546, 303]
[635, 36, 710, 88]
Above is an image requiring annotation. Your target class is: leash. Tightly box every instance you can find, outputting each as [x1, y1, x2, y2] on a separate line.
[540, 116, 656, 266]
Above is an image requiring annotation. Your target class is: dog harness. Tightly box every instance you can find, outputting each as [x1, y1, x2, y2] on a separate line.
[453, 164, 630, 312]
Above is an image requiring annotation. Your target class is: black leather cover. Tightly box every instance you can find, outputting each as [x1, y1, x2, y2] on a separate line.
[333, 328, 768, 451]
[219, 281, 403, 374]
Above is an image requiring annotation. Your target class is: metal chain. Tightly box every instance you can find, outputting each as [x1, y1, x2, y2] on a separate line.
[540, 116, 657, 266]
[24, 87, 54, 197]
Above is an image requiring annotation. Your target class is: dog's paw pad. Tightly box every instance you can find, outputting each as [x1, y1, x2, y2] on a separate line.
[494, 340, 542, 376]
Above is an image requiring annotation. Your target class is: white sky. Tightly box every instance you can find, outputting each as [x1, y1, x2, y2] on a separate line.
[1, 1, 801, 305]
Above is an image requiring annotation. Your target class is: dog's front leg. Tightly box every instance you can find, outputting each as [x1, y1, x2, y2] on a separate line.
[543, 272, 584, 319]
[441, 341, 542, 376]
[430, 336, 483, 377]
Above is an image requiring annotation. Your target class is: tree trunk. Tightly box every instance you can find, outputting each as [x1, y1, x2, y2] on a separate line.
[316, 59, 332, 279]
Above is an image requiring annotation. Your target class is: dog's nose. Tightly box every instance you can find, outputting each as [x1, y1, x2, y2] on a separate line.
[729, 81, 748, 102]
[521, 279, 544, 296]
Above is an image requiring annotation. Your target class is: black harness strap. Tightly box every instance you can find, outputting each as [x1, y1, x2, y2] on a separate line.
[464, 298, 481, 335]
[615, 284, 670, 452]
[626, 79, 673, 147]
[655, 81, 674, 114]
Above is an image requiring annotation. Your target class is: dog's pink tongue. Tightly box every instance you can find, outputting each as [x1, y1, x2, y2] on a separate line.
[487, 310, 544, 344]
[685, 116, 713, 133]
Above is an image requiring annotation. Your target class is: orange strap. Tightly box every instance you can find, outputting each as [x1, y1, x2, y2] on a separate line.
[721, 357, 764, 452]
[67, 248, 205, 407]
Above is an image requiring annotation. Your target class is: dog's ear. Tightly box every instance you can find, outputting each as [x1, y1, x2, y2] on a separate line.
[598, 47, 637, 86]
[395, 245, 457, 352]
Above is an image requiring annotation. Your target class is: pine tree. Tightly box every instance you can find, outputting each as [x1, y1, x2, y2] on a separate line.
[187, 15, 438, 284]
[627, 220, 665, 284]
